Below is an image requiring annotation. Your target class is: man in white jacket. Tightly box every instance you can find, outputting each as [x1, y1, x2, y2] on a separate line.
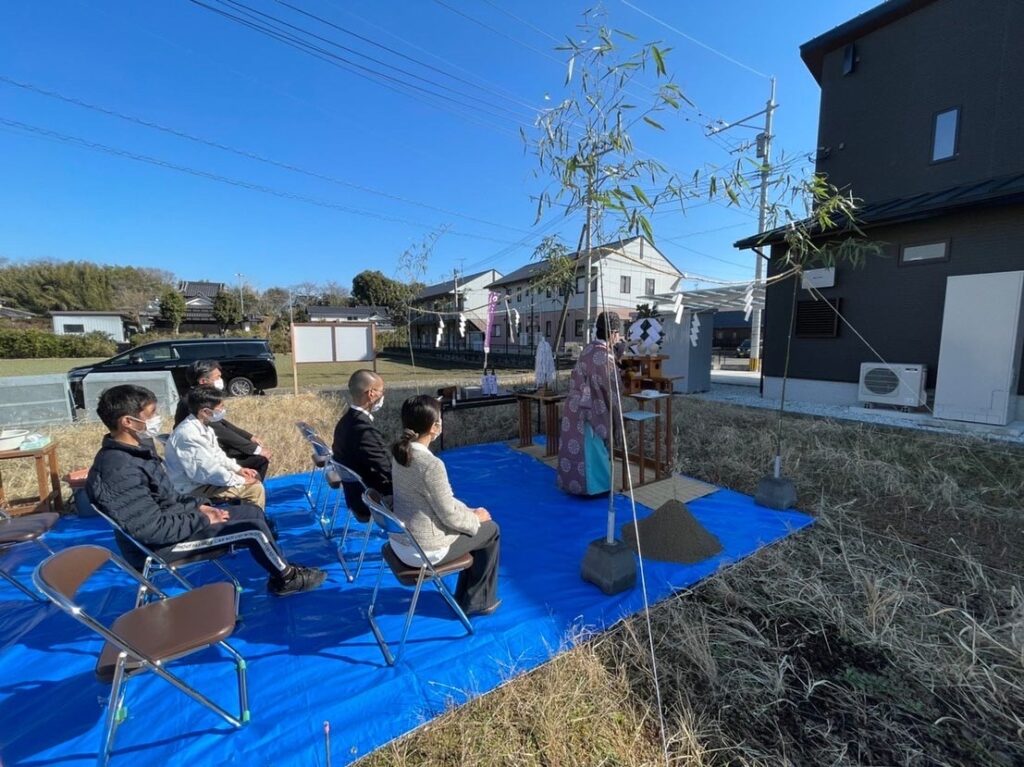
[166, 385, 266, 509]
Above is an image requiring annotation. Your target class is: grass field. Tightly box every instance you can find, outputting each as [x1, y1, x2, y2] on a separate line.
[0, 355, 532, 392]
[3, 378, 1022, 766]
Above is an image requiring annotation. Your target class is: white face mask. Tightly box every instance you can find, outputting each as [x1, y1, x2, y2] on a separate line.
[130, 414, 162, 439]
[212, 378, 225, 391]
[371, 395, 385, 413]
[208, 407, 227, 423]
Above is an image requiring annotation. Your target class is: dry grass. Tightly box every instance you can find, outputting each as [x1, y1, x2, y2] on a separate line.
[6, 389, 1023, 766]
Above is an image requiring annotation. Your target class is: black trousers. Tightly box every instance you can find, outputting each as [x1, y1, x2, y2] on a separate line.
[160, 504, 289, 577]
[236, 453, 270, 481]
[438, 520, 500, 613]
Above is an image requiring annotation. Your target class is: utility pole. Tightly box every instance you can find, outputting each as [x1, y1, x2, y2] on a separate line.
[235, 272, 245, 320]
[452, 268, 459, 351]
[750, 77, 776, 373]
[584, 200, 593, 343]
[705, 77, 777, 372]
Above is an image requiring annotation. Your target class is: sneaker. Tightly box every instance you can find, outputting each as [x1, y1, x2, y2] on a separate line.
[269, 565, 327, 597]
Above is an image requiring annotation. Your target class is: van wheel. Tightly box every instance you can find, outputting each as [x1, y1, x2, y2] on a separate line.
[228, 377, 255, 397]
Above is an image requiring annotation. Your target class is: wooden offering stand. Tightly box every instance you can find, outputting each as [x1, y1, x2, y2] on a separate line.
[620, 354, 674, 395]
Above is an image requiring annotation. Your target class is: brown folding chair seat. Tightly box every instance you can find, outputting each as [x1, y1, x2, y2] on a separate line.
[363, 489, 474, 666]
[0, 509, 58, 600]
[381, 545, 473, 585]
[33, 545, 249, 767]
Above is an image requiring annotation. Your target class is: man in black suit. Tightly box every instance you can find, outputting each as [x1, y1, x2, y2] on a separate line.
[332, 369, 390, 522]
[174, 360, 272, 480]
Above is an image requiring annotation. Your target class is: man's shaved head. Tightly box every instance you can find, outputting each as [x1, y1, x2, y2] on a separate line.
[348, 369, 382, 398]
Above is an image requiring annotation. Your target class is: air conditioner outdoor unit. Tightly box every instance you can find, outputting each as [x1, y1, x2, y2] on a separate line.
[858, 363, 928, 408]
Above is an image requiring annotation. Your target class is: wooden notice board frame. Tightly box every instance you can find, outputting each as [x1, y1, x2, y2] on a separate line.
[289, 321, 378, 394]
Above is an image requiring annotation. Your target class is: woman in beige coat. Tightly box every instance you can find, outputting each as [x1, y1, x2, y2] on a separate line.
[389, 395, 501, 616]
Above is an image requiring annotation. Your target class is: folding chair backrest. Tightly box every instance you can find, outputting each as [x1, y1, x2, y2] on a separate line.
[332, 460, 368, 490]
[92, 504, 162, 568]
[295, 421, 316, 439]
[310, 438, 332, 457]
[363, 489, 403, 535]
[36, 545, 112, 601]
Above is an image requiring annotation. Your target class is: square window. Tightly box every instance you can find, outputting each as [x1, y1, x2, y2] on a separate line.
[576, 277, 585, 294]
[491, 324, 501, 338]
[62, 323, 85, 334]
[620, 276, 631, 294]
[545, 320, 552, 336]
[645, 278, 655, 296]
[932, 108, 959, 162]
[900, 242, 948, 264]
[574, 319, 584, 337]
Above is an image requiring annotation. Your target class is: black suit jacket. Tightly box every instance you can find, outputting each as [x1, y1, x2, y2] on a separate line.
[174, 397, 260, 461]
[332, 408, 392, 519]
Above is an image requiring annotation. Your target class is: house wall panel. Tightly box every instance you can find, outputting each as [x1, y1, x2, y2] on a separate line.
[763, 204, 1024, 395]
[815, 0, 1024, 203]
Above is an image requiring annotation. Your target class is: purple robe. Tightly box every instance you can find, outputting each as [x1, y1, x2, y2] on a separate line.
[557, 339, 619, 496]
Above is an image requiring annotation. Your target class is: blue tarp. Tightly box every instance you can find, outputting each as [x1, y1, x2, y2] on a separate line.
[0, 442, 812, 766]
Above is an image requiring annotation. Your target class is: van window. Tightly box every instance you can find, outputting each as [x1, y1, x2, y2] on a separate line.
[174, 342, 226, 361]
[137, 344, 175, 362]
[227, 341, 262, 357]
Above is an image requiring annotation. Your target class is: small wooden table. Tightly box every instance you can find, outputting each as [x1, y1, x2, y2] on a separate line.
[515, 391, 567, 457]
[0, 441, 63, 515]
[618, 391, 673, 488]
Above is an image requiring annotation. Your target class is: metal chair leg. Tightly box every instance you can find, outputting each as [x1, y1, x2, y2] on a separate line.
[211, 560, 243, 615]
[0, 567, 44, 601]
[394, 572, 427, 665]
[219, 641, 250, 724]
[349, 521, 375, 582]
[366, 558, 395, 665]
[98, 654, 129, 767]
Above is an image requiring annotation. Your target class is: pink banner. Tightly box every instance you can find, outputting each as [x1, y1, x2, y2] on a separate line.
[483, 291, 499, 354]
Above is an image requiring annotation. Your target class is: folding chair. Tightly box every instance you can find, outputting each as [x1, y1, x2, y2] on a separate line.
[91, 504, 241, 613]
[0, 505, 58, 600]
[362, 489, 474, 666]
[295, 421, 325, 509]
[304, 438, 333, 513]
[325, 461, 376, 581]
[33, 545, 249, 767]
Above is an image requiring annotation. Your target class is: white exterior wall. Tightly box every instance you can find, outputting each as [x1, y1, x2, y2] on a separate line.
[488, 239, 680, 346]
[51, 313, 126, 343]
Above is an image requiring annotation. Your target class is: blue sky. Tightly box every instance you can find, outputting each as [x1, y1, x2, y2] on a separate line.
[0, 1, 878, 295]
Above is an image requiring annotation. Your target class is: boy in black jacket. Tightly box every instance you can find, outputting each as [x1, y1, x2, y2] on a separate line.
[88, 384, 325, 597]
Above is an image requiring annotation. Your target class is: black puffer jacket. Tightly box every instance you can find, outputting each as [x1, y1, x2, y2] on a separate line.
[87, 436, 210, 550]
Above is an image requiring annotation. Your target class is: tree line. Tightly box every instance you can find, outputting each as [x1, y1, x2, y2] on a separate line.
[0, 258, 425, 331]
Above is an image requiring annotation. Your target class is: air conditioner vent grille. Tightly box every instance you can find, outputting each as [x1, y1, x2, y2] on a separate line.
[863, 367, 900, 395]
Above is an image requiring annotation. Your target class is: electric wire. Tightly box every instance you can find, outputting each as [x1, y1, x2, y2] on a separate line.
[0, 116, 526, 246]
[0, 75, 541, 237]
[187, 0, 527, 138]
[618, 0, 770, 79]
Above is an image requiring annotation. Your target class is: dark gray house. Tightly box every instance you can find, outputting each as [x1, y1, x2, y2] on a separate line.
[736, 0, 1024, 426]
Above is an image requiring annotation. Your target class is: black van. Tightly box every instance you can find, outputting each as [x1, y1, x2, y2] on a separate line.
[68, 338, 278, 407]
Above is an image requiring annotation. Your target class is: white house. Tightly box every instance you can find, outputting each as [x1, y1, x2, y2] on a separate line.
[485, 236, 682, 349]
[410, 269, 503, 349]
[308, 305, 391, 328]
[50, 311, 128, 343]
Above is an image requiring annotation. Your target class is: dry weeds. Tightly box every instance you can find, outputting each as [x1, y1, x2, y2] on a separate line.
[5, 390, 1023, 766]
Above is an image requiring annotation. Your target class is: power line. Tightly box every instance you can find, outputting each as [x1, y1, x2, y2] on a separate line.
[0, 74, 536, 236]
[218, 0, 535, 122]
[187, 0, 527, 138]
[275, 0, 543, 116]
[0, 116, 526, 246]
[618, 0, 770, 79]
